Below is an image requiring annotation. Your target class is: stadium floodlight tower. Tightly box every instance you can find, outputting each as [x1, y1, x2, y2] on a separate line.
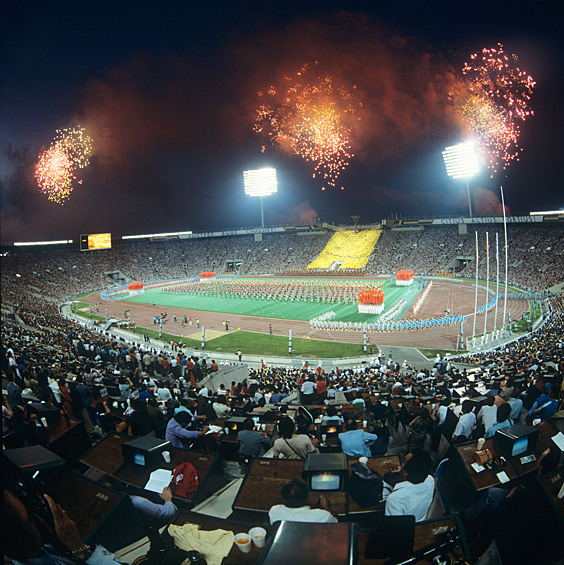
[244, 167, 277, 228]
[442, 141, 480, 218]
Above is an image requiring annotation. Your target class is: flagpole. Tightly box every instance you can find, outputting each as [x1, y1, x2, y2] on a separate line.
[501, 186, 509, 335]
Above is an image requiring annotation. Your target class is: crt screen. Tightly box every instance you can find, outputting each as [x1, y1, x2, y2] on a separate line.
[310, 472, 341, 491]
[511, 437, 529, 457]
[133, 452, 146, 466]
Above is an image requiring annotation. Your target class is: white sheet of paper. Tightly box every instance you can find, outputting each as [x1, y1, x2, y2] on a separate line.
[471, 462, 485, 473]
[497, 471, 510, 484]
[144, 469, 173, 493]
[206, 425, 223, 435]
[551, 432, 564, 452]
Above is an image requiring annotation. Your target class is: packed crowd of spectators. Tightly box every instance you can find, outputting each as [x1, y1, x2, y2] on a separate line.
[2, 224, 562, 317]
[2, 254, 563, 563]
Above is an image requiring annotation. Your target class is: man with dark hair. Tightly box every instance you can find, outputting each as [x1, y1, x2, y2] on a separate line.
[165, 410, 208, 448]
[385, 449, 435, 522]
[237, 417, 271, 457]
[268, 478, 337, 524]
[452, 399, 476, 442]
[338, 419, 378, 457]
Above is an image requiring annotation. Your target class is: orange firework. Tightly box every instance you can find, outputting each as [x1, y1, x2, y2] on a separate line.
[451, 44, 535, 176]
[35, 125, 92, 204]
[35, 144, 75, 204]
[255, 62, 361, 190]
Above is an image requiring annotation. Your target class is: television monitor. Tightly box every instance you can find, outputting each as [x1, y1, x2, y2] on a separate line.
[494, 424, 539, 459]
[121, 437, 171, 468]
[27, 403, 61, 425]
[303, 453, 347, 492]
[320, 424, 340, 436]
[225, 416, 247, 433]
[310, 471, 342, 492]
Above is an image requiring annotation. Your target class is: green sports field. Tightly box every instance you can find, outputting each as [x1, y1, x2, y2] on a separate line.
[125, 279, 423, 323]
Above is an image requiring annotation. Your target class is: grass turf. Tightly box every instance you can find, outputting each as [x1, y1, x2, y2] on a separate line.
[125, 280, 422, 322]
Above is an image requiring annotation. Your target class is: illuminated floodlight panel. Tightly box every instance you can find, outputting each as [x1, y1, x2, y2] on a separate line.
[244, 168, 278, 197]
[443, 142, 480, 179]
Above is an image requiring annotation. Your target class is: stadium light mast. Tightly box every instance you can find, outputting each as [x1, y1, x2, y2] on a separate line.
[244, 168, 277, 228]
[442, 141, 480, 218]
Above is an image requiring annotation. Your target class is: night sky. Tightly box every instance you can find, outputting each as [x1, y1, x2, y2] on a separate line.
[1, 0, 562, 242]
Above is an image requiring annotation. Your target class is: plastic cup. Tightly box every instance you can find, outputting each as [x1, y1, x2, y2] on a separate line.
[363, 420, 368, 429]
[477, 438, 485, 451]
[162, 451, 171, 463]
[234, 533, 252, 553]
[261, 423, 267, 431]
[41, 417, 48, 427]
[322, 434, 327, 443]
[249, 527, 266, 548]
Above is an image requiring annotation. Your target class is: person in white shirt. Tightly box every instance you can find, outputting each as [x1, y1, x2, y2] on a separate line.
[452, 400, 476, 442]
[268, 478, 337, 524]
[156, 383, 172, 401]
[385, 450, 435, 522]
[477, 396, 498, 436]
[300, 379, 316, 404]
[436, 398, 450, 426]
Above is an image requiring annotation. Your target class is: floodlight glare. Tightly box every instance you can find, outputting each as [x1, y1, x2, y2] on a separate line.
[443, 142, 480, 179]
[443, 142, 480, 217]
[244, 167, 277, 227]
[244, 168, 277, 197]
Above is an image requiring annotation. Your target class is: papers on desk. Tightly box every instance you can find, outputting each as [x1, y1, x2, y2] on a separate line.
[144, 469, 173, 493]
[496, 471, 510, 484]
[206, 425, 223, 435]
[471, 462, 485, 474]
[551, 431, 564, 452]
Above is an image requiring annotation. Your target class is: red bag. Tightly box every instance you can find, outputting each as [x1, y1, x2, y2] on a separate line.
[172, 461, 199, 499]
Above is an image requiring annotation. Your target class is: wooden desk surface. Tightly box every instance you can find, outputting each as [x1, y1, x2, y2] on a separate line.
[358, 517, 462, 564]
[80, 433, 131, 474]
[234, 458, 304, 512]
[173, 512, 265, 564]
[456, 439, 519, 491]
[46, 417, 82, 442]
[233, 457, 348, 515]
[48, 470, 124, 541]
[115, 449, 216, 499]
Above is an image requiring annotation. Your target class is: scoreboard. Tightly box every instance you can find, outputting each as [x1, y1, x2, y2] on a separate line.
[80, 233, 112, 251]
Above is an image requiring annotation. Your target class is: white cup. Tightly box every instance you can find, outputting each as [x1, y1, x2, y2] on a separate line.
[234, 533, 252, 553]
[41, 417, 48, 427]
[225, 427, 230, 435]
[162, 451, 171, 463]
[322, 434, 327, 443]
[477, 438, 485, 451]
[261, 423, 267, 431]
[249, 527, 266, 548]
[363, 420, 368, 429]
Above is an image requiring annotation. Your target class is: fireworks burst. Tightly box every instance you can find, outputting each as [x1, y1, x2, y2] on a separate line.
[451, 44, 535, 176]
[255, 62, 361, 190]
[35, 126, 92, 204]
[53, 126, 93, 169]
